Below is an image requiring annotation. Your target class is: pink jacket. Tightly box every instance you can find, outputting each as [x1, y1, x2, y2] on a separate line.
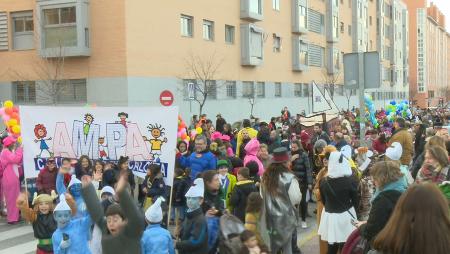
[243, 138, 264, 176]
[0, 147, 23, 176]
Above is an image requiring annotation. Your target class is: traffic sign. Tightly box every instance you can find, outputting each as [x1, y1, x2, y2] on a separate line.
[160, 90, 174, 106]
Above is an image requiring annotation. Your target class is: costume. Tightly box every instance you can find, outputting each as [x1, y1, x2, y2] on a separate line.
[57, 174, 88, 218]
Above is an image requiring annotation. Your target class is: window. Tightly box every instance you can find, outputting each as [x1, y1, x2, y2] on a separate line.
[308, 9, 324, 34]
[226, 81, 237, 98]
[333, 16, 339, 38]
[43, 7, 77, 48]
[256, 82, 265, 98]
[241, 24, 264, 66]
[57, 79, 87, 104]
[13, 81, 36, 104]
[337, 85, 344, 96]
[348, 25, 351, 36]
[181, 15, 193, 37]
[308, 44, 324, 67]
[273, 0, 280, 10]
[203, 20, 214, 41]
[340, 22, 344, 33]
[294, 83, 302, 97]
[12, 12, 34, 50]
[250, 0, 262, 14]
[303, 83, 310, 97]
[225, 25, 235, 44]
[299, 5, 307, 29]
[183, 79, 197, 100]
[206, 80, 217, 99]
[275, 83, 282, 97]
[299, 40, 308, 65]
[273, 34, 281, 52]
[242, 81, 255, 98]
[0, 12, 8, 51]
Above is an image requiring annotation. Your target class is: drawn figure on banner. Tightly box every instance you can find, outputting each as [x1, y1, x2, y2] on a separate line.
[83, 113, 94, 137]
[143, 123, 167, 157]
[117, 112, 129, 128]
[98, 137, 109, 160]
[33, 124, 53, 158]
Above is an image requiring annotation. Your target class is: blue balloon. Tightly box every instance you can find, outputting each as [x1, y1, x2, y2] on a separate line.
[390, 100, 396, 105]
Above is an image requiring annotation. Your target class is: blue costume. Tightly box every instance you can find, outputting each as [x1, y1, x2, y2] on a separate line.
[141, 224, 175, 254]
[179, 151, 217, 179]
[56, 174, 88, 218]
[52, 214, 92, 254]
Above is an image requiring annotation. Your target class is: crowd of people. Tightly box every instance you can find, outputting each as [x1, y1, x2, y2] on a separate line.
[0, 105, 449, 254]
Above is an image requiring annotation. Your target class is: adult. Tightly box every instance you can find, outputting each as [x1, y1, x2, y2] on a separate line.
[358, 161, 406, 248]
[412, 123, 427, 163]
[370, 184, 450, 254]
[311, 123, 331, 145]
[36, 157, 58, 195]
[236, 119, 258, 157]
[372, 132, 387, 154]
[261, 147, 301, 254]
[179, 135, 217, 179]
[416, 146, 449, 184]
[290, 140, 312, 229]
[409, 135, 446, 179]
[116, 156, 136, 196]
[333, 132, 348, 151]
[243, 139, 264, 176]
[267, 130, 281, 154]
[0, 136, 23, 224]
[281, 106, 291, 123]
[215, 114, 226, 133]
[388, 117, 413, 166]
[318, 151, 358, 254]
[257, 144, 271, 169]
[176, 141, 191, 169]
[257, 126, 271, 145]
[75, 155, 93, 180]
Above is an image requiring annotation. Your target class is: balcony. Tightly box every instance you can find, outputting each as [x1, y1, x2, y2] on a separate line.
[292, 36, 308, 72]
[240, 24, 264, 66]
[240, 0, 263, 22]
[292, 0, 308, 34]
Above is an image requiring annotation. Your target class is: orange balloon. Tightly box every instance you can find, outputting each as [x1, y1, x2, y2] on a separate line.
[5, 108, 13, 115]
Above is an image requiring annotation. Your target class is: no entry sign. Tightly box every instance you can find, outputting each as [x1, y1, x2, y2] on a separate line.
[160, 90, 174, 106]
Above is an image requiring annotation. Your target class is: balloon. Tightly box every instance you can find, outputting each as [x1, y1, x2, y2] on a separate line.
[12, 125, 21, 134]
[17, 136, 22, 144]
[390, 100, 396, 105]
[11, 112, 19, 120]
[2, 114, 10, 122]
[196, 127, 203, 134]
[186, 136, 191, 142]
[8, 119, 18, 127]
[5, 108, 13, 115]
[0, 108, 5, 115]
[181, 133, 187, 140]
[12, 106, 19, 113]
[4, 100, 13, 108]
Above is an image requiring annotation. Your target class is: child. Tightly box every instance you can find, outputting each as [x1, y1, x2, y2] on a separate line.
[175, 178, 208, 254]
[57, 174, 88, 218]
[16, 191, 75, 254]
[217, 159, 237, 210]
[52, 194, 92, 254]
[141, 197, 175, 254]
[171, 168, 189, 225]
[142, 164, 166, 211]
[229, 167, 257, 222]
[240, 230, 268, 254]
[244, 192, 264, 245]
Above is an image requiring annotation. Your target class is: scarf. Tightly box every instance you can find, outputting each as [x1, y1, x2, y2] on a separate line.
[371, 177, 406, 203]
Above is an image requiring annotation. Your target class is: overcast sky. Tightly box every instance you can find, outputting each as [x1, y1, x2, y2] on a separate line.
[428, 0, 450, 31]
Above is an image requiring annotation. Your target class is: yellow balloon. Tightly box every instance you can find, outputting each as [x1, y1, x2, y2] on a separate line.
[17, 136, 22, 144]
[4, 100, 13, 108]
[12, 125, 21, 134]
[8, 119, 18, 127]
[186, 136, 191, 141]
[196, 127, 203, 134]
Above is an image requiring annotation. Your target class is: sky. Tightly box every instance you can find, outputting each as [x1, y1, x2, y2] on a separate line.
[428, 0, 450, 31]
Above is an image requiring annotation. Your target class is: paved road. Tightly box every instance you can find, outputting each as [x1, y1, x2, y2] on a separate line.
[0, 199, 320, 254]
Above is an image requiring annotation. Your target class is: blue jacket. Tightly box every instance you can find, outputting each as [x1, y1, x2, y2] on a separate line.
[56, 173, 88, 219]
[141, 224, 175, 254]
[52, 214, 92, 254]
[179, 151, 217, 179]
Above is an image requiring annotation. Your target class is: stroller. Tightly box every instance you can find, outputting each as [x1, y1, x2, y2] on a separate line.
[218, 213, 245, 254]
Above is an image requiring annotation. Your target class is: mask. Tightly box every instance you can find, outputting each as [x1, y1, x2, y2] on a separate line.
[186, 197, 201, 211]
[70, 183, 82, 197]
[54, 210, 71, 228]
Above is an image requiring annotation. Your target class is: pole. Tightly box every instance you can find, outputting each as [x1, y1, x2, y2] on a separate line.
[358, 53, 366, 146]
[167, 185, 174, 229]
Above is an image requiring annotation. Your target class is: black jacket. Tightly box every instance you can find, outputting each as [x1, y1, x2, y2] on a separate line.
[410, 152, 425, 179]
[360, 190, 402, 243]
[320, 176, 359, 213]
[202, 189, 225, 217]
[33, 213, 57, 252]
[291, 151, 313, 186]
[143, 173, 166, 200]
[216, 118, 227, 133]
[229, 180, 257, 222]
[176, 208, 208, 254]
[173, 176, 190, 206]
[312, 131, 331, 145]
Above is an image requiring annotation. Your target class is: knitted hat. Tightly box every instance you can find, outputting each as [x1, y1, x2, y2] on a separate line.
[145, 197, 165, 223]
[67, 175, 82, 188]
[217, 160, 229, 168]
[54, 194, 71, 212]
[185, 178, 204, 198]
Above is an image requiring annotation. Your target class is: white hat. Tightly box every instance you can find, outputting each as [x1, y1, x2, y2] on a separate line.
[145, 197, 165, 223]
[67, 175, 82, 188]
[385, 142, 402, 161]
[340, 145, 353, 159]
[185, 178, 204, 198]
[354, 148, 374, 158]
[54, 194, 71, 212]
[327, 151, 353, 178]
[100, 186, 116, 197]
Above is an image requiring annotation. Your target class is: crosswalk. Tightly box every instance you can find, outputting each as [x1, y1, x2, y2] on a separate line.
[0, 218, 36, 254]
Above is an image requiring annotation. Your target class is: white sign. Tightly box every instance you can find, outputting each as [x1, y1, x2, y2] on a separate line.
[20, 106, 178, 186]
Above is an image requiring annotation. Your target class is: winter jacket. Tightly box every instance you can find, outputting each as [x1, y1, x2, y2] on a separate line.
[36, 167, 57, 195]
[176, 208, 208, 254]
[219, 173, 237, 210]
[268, 138, 281, 154]
[82, 183, 145, 254]
[319, 176, 359, 213]
[229, 180, 257, 222]
[236, 127, 258, 157]
[179, 150, 217, 179]
[216, 118, 227, 133]
[360, 190, 402, 244]
[143, 173, 166, 201]
[291, 151, 313, 186]
[311, 131, 331, 145]
[173, 175, 190, 207]
[202, 189, 225, 217]
[141, 224, 175, 254]
[388, 128, 413, 165]
[243, 139, 265, 176]
[410, 152, 424, 179]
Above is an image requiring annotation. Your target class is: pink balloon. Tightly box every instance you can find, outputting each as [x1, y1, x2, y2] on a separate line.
[0, 108, 5, 115]
[2, 115, 10, 122]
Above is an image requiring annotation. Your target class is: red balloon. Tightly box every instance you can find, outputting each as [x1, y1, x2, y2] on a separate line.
[11, 112, 20, 120]
[5, 108, 13, 115]
[12, 106, 19, 113]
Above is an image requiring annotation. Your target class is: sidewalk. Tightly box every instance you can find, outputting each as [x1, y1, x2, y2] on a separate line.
[297, 201, 319, 254]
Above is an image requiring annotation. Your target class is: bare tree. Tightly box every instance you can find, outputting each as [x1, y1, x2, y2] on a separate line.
[343, 87, 354, 110]
[181, 51, 224, 115]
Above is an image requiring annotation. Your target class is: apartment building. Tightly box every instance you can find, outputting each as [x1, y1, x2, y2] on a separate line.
[405, 1, 449, 108]
[0, 0, 410, 121]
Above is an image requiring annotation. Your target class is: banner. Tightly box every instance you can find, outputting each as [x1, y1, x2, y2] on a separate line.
[20, 106, 178, 186]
